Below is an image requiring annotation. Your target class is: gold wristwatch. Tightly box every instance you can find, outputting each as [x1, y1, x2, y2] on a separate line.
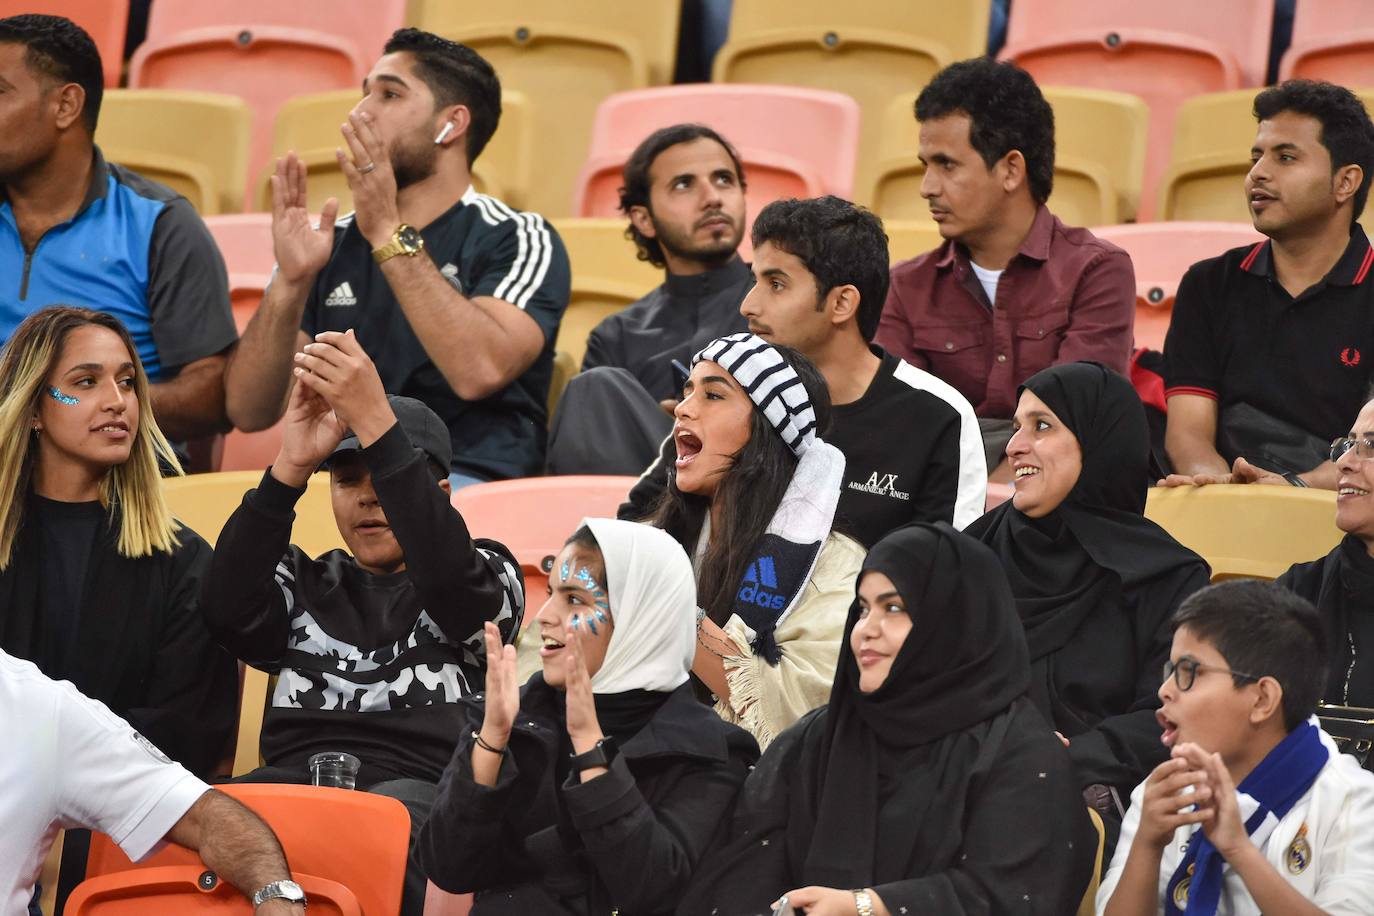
[372, 224, 424, 263]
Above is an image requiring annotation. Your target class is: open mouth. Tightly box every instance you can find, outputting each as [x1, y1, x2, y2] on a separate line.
[1157, 709, 1179, 748]
[1339, 483, 1370, 498]
[93, 421, 129, 435]
[675, 428, 703, 468]
[1014, 465, 1041, 481]
[540, 634, 566, 658]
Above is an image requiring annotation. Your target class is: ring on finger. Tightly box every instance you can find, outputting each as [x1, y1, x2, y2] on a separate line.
[358, 161, 377, 174]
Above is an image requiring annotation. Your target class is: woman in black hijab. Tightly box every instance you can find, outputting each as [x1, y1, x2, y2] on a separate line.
[677, 523, 1094, 916]
[966, 361, 1211, 821]
[1278, 396, 1374, 706]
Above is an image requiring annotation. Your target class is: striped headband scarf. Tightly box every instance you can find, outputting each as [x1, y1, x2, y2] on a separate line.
[692, 333, 819, 457]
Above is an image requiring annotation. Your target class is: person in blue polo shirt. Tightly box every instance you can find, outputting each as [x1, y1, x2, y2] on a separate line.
[224, 29, 570, 488]
[0, 14, 237, 444]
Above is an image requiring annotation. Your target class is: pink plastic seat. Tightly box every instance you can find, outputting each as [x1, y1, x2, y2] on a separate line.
[573, 85, 860, 252]
[1000, 0, 1274, 220]
[1280, 0, 1374, 86]
[1, 0, 129, 87]
[451, 476, 638, 618]
[128, 1, 406, 192]
[1090, 221, 1263, 350]
[204, 214, 275, 276]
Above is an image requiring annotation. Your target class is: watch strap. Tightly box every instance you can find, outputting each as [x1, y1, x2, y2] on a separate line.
[568, 736, 617, 773]
[252, 879, 307, 907]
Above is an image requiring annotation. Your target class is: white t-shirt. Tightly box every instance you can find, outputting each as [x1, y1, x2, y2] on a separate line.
[1096, 728, 1374, 915]
[0, 650, 209, 915]
[970, 260, 1004, 306]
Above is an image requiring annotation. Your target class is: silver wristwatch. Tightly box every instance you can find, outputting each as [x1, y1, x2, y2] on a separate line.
[252, 879, 307, 907]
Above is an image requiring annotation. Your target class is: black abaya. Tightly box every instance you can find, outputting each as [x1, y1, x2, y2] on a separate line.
[1278, 533, 1374, 706]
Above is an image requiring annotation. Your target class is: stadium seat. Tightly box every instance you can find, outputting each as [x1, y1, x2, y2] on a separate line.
[163, 470, 345, 557]
[450, 476, 638, 611]
[128, 1, 406, 192]
[868, 86, 1149, 225]
[573, 84, 861, 242]
[1144, 485, 1341, 581]
[415, 0, 681, 218]
[0, 0, 129, 87]
[884, 220, 944, 265]
[204, 214, 275, 275]
[985, 482, 1014, 511]
[77, 784, 409, 916]
[1000, 0, 1274, 220]
[250, 90, 533, 212]
[227, 272, 270, 333]
[1280, 0, 1374, 86]
[95, 90, 252, 215]
[1076, 808, 1106, 916]
[220, 421, 286, 473]
[232, 665, 271, 777]
[712, 0, 988, 206]
[1157, 89, 1260, 222]
[1090, 221, 1263, 350]
[547, 349, 577, 419]
[38, 830, 66, 916]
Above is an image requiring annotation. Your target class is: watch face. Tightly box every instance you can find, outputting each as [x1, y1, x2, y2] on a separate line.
[398, 226, 423, 251]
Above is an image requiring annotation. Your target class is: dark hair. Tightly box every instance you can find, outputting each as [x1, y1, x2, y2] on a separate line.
[749, 196, 889, 342]
[1253, 80, 1374, 223]
[915, 57, 1055, 204]
[647, 345, 831, 626]
[1171, 580, 1327, 732]
[0, 14, 103, 132]
[618, 123, 747, 269]
[383, 28, 501, 166]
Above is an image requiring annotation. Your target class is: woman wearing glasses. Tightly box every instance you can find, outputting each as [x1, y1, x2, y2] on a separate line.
[1277, 397, 1374, 706]
[967, 362, 1212, 830]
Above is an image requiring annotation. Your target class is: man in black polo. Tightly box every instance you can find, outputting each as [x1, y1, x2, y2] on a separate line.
[546, 123, 752, 474]
[1161, 80, 1374, 490]
[224, 29, 570, 487]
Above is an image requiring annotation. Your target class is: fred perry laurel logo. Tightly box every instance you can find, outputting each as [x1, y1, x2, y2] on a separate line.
[325, 282, 358, 307]
[1342, 347, 1362, 368]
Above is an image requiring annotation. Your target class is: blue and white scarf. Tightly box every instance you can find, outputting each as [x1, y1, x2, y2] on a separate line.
[692, 333, 846, 664]
[1165, 719, 1329, 915]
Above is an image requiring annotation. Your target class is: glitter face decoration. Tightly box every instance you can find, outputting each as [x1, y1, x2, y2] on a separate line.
[47, 386, 79, 405]
[569, 564, 610, 636]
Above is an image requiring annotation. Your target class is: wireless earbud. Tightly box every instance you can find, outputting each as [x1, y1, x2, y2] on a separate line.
[434, 123, 454, 145]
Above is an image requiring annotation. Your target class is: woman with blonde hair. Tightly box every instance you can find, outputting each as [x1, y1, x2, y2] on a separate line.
[0, 306, 235, 776]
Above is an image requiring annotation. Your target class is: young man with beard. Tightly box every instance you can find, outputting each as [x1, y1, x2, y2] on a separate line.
[224, 29, 570, 488]
[1161, 81, 1374, 491]
[546, 124, 752, 474]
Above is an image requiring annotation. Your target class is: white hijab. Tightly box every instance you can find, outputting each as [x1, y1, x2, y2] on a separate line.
[583, 518, 697, 694]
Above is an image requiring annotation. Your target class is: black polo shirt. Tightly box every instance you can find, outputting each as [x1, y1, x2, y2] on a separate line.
[1164, 225, 1374, 447]
[302, 187, 570, 480]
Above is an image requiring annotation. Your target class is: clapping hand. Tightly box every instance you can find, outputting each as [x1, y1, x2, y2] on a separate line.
[269, 154, 339, 287]
[337, 112, 401, 250]
[478, 622, 519, 749]
[270, 375, 347, 488]
[292, 330, 393, 444]
[563, 617, 606, 774]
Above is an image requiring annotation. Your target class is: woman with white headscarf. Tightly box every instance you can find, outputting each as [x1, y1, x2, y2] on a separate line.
[418, 518, 761, 915]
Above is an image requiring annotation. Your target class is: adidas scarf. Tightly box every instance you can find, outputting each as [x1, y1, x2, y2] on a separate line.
[1164, 719, 1329, 915]
[692, 333, 846, 664]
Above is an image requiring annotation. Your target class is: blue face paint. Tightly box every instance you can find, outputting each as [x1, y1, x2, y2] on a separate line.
[575, 566, 597, 589]
[585, 613, 599, 636]
[47, 386, 79, 406]
[560, 560, 570, 583]
[570, 614, 581, 631]
[593, 608, 608, 626]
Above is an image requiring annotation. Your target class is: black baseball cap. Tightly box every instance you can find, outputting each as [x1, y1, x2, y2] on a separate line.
[324, 395, 452, 473]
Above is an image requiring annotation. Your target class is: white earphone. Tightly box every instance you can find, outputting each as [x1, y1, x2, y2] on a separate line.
[434, 122, 454, 145]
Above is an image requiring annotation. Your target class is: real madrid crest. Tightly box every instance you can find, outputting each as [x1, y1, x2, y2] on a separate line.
[1171, 863, 1194, 909]
[1286, 823, 1312, 875]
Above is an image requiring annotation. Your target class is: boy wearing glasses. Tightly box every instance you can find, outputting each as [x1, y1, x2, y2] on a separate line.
[1099, 580, 1374, 916]
[1277, 397, 1374, 709]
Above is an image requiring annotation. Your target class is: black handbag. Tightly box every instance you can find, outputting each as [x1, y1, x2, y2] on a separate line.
[1318, 704, 1374, 771]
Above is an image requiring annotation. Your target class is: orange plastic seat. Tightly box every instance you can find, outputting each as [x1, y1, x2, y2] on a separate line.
[77, 783, 409, 916]
[573, 84, 860, 253]
[451, 476, 638, 615]
[128, 1, 407, 192]
[712, 0, 988, 208]
[1, 0, 129, 87]
[1089, 221, 1263, 350]
[1000, 0, 1274, 220]
[1280, 0, 1374, 86]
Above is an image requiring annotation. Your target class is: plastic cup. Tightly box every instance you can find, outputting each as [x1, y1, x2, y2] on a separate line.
[309, 751, 361, 789]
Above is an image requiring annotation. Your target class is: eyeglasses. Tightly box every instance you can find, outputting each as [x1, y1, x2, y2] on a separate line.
[1330, 436, 1374, 463]
[1162, 657, 1263, 692]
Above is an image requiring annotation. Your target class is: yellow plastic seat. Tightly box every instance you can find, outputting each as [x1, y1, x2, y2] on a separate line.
[714, 0, 988, 209]
[163, 470, 345, 558]
[1077, 808, 1106, 916]
[95, 90, 252, 214]
[252, 89, 532, 212]
[550, 218, 662, 369]
[413, 0, 681, 218]
[868, 86, 1148, 226]
[884, 220, 944, 265]
[1144, 485, 1342, 581]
